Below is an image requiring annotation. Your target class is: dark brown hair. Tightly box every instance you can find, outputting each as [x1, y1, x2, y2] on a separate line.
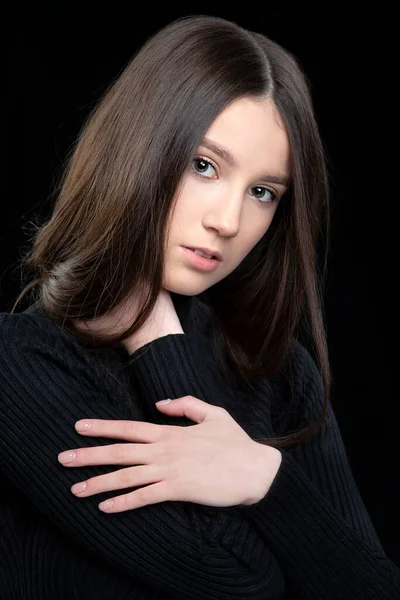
[12, 15, 332, 448]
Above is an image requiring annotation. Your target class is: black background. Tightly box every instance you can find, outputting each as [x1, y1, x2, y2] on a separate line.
[5, 7, 398, 563]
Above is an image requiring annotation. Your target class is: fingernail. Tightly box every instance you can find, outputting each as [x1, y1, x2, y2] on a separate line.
[75, 421, 91, 432]
[71, 481, 87, 494]
[99, 500, 114, 511]
[58, 451, 76, 464]
[156, 399, 171, 405]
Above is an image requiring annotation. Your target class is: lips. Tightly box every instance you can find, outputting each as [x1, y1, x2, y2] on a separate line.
[185, 247, 222, 261]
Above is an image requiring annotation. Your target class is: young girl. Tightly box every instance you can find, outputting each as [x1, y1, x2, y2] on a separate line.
[1, 14, 398, 600]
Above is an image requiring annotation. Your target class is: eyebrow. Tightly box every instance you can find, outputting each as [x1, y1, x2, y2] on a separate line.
[200, 137, 290, 188]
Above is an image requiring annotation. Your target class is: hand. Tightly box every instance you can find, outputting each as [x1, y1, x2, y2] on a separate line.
[58, 396, 282, 513]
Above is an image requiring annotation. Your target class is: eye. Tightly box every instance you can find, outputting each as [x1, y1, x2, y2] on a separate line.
[191, 157, 217, 179]
[249, 186, 277, 204]
[191, 157, 279, 206]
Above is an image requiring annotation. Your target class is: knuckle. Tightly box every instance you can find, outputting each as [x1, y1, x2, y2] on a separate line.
[167, 480, 179, 500]
[76, 449, 89, 463]
[160, 428, 174, 444]
[153, 423, 165, 436]
[136, 486, 149, 504]
[120, 467, 134, 486]
[122, 420, 136, 437]
[112, 444, 128, 461]
[161, 440, 176, 459]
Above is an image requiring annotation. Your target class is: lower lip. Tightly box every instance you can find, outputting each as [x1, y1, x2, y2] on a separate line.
[181, 247, 220, 271]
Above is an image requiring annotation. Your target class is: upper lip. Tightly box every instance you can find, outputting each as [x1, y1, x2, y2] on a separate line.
[185, 246, 222, 261]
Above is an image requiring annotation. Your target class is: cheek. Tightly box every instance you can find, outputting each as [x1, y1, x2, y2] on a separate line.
[168, 184, 208, 238]
[238, 213, 274, 257]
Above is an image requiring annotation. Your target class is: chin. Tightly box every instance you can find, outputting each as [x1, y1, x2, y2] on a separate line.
[162, 272, 216, 296]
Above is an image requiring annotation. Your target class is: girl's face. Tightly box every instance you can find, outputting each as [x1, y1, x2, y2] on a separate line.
[163, 96, 291, 295]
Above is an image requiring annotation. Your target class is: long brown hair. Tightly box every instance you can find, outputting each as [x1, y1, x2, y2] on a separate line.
[12, 15, 332, 448]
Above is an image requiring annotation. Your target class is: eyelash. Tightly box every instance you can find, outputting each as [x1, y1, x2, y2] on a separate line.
[191, 156, 279, 206]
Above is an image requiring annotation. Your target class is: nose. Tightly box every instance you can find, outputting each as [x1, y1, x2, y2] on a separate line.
[202, 192, 242, 238]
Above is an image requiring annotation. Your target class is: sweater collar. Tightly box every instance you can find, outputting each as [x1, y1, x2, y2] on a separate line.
[169, 291, 195, 332]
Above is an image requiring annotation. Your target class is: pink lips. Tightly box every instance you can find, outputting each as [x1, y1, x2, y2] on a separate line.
[181, 247, 221, 272]
[184, 247, 222, 261]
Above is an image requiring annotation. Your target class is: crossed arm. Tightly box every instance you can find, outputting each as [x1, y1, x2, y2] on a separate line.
[0, 313, 399, 599]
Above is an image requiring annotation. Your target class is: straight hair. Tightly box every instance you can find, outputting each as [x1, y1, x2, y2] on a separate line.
[12, 15, 332, 448]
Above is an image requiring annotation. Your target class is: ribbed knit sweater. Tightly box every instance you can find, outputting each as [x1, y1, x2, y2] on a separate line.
[0, 293, 398, 599]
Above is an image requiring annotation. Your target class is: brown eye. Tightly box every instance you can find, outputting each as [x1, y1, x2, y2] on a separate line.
[250, 186, 277, 204]
[194, 158, 208, 172]
[192, 157, 217, 178]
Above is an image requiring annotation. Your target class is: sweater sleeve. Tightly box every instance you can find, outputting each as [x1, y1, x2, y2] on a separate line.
[235, 342, 400, 599]
[0, 313, 285, 600]
[121, 329, 400, 599]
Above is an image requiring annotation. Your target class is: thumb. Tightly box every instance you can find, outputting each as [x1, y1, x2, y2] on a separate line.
[155, 395, 217, 424]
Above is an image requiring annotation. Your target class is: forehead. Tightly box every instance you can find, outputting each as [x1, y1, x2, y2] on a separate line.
[208, 96, 285, 134]
[203, 97, 290, 174]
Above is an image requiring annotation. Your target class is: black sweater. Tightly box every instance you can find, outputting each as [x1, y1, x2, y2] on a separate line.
[0, 294, 398, 599]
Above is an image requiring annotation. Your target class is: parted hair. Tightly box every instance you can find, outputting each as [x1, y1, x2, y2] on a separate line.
[13, 15, 332, 448]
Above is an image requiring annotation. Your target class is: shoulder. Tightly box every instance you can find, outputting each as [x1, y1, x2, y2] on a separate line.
[0, 305, 113, 394]
[0, 305, 86, 362]
[188, 298, 323, 398]
[266, 338, 326, 433]
[0, 308, 54, 350]
[285, 338, 323, 392]
[189, 297, 321, 389]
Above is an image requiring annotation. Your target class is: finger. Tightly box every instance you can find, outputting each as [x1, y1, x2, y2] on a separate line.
[71, 464, 160, 497]
[58, 443, 152, 467]
[155, 396, 226, 424]
[74, 419, 166, 442]
[98, 481, 172, 513]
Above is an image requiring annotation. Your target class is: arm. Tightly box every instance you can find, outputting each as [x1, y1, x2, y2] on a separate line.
[73, 311, 400, 599]
[0, 313, 285, 600]
[235, 342, 400, 599]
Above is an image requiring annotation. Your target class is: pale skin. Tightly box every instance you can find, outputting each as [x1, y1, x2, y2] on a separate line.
[60, 96, 290, 513]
